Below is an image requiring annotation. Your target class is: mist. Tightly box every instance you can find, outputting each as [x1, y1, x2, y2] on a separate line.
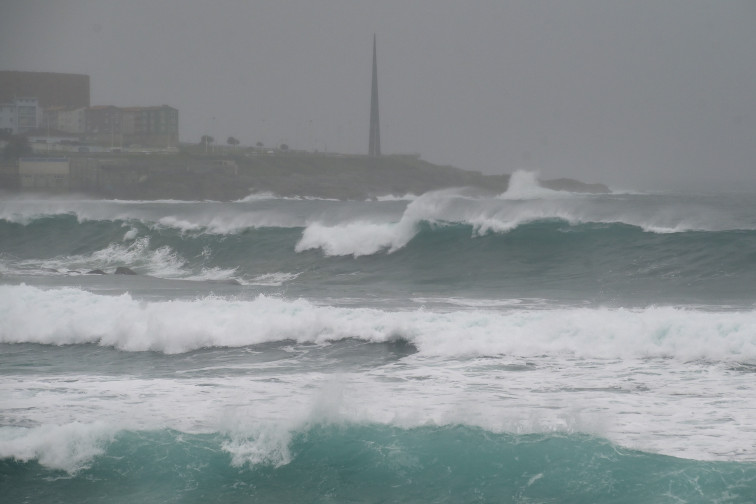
[2, 0, 754, 192]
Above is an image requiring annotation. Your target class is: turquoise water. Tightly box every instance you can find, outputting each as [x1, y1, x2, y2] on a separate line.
[2, 176, 756, 502]
[4, 426, 755, 503]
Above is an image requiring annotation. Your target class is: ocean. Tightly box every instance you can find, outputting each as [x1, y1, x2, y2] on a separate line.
[1, 171, 755, 503]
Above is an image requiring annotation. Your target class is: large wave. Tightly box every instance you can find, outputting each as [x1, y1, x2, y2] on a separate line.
[2, 284, 756, 361]
[2, 424, 754, 502]
[0, 196, 306, 233]
[294, 185, 756, 257]
[3, 187, 755, 246]
[3, 209, 756, 307]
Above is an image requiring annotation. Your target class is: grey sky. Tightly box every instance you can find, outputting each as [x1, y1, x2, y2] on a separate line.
[2, 0, 755, 191]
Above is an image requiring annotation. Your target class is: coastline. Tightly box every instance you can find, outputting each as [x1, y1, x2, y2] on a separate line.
[1, 152, 610, 201]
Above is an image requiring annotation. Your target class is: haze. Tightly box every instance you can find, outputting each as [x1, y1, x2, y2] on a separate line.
[2, 0, 754, 192]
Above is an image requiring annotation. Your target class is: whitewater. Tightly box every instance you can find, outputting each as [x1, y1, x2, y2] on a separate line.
[1, 172, 755, 503]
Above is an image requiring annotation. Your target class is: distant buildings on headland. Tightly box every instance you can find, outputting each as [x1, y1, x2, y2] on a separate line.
[0, 71, 178, 150]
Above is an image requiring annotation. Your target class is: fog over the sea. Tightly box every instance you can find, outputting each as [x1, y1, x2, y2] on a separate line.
[2, 1, 754, 192]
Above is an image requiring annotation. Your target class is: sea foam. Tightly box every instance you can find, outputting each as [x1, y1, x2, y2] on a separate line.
[296, 189, 467, 256]
[2, 284, 756, 361]
[0, 422, 114, 473]
[292, 182, 755, 256]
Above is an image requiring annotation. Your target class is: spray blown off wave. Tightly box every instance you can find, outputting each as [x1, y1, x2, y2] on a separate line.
[295, 185, 756, 257]
[4, 195, 756, 306]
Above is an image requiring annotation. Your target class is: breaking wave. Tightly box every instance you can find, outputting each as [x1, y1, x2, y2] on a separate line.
[2, 423, 754, 503]
[2, 284, 756, 361]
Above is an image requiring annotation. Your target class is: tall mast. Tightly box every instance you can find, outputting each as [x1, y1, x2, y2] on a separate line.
[369, 34, 381, 157]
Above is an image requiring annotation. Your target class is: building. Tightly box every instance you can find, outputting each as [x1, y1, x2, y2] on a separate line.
[0, 97, 40, 135]
[42, 106, 65, 132]
[0, 71, 90, 109]
[121, 105, 178, 148]
[85, 105, 123, 146]
[86, 105, 122, 135]
[0, 102, 15, 135]
[56, 107, 87, 134]
[73, 104, 179, 148]
[15, 98, 39, 133]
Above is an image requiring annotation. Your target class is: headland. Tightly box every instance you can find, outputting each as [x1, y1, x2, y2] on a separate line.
[1, 150, 609, 201]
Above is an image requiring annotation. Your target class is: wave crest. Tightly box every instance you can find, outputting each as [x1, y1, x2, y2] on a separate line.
[0, 422, 114, 473]
[2, 284, 756, 362]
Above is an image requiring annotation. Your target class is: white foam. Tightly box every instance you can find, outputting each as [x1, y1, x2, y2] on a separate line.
[3, 236, 250, 282]
[249, 272, 300, 286]
[122, 227, 139, 241]
[411, 297, 538, 309]
[6, 236, 187, 278]
[500, 170, 565, 200]
[3, 190, 755, 241]
[0, 422, 114, 473]
[154, 212, 301, 234]
[93, 237, 186, 276]
[2, 284, 756, 362]
[221, 424, 294, 468]
[2, 338, 754, 465]
[296, 220, 416, 257]
[375, 193, 419, 201]
[235, 191, 281, 202]
[295, 189, 465, 256]
[236, 192, 340, 203]
[183, 266, 241, 283]
[0, 197, 305, 234]
[295, 186, 730, 257]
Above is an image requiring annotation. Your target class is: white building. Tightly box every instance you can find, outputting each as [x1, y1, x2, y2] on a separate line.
[57, 107, 86, 134]
[14, 98, 39, 133]
[0, 103, 16, 135]
[0, 98, 40, 135]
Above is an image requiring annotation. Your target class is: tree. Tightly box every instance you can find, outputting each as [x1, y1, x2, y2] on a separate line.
[255, 142, 264, 149]
[279, 143, 289, 151]
[227, 136, 240, 147]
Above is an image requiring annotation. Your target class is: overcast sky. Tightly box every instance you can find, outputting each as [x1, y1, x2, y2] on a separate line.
[2, 0, 755, 191]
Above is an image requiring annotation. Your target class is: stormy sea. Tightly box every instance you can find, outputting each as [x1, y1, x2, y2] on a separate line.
[1, 171, 755, 503]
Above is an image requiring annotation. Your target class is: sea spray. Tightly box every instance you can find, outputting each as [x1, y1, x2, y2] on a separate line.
[0, 422, 115, 473]
[500, 169, 562, 200]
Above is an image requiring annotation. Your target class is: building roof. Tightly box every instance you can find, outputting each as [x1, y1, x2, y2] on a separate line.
[0, 71, 90, 108]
